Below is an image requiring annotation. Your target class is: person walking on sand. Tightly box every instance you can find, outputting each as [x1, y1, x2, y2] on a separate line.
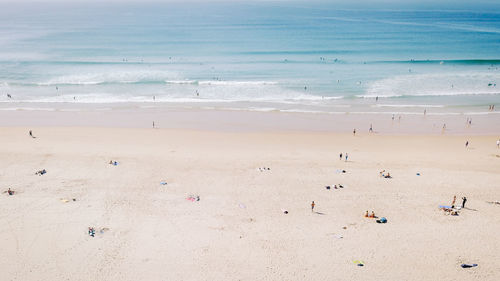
[497, 139, 499, 148]
[465, 141, 469, 148]
[29, 130, 34, 138]
[369, 124, 373, 133]
[345, 153, 348, 162]
[339, 153, 342, 160]
[311, 201, 315, 212]
[462, 197, 467, 208]
[353, 128, 356, 136]
[452, 195, 457, 207]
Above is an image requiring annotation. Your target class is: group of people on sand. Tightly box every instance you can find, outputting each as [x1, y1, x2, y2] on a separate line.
[379, 170, 391, 178]
[440, 195, 467, 216]
[109, 160, 118, 166]
[35, 169, 47, 176]
[452, 195, 467, 209]
[326, 184, 344, 190]
[339, 153, 348, 162]
[364, 210, 377, 218]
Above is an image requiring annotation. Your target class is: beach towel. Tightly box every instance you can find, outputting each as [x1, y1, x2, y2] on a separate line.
[353, 260, 364, 266]
[186, 195, 200, 202]
[439, 205, 452, 209]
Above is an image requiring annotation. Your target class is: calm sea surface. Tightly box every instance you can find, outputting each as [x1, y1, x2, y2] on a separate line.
[0, 2, 499, 114]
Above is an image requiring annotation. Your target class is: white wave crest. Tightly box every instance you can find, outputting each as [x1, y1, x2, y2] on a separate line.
[38, 70, 180, 86]
[365, 72, 500, 98]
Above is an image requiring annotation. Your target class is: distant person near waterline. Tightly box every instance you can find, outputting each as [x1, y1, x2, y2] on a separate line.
[353, 128, 356, 136]
[311, 201, 315, 212]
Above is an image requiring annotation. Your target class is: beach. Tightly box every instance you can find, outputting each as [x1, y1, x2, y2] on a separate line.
[1, 109, 499, 281]
[1, 1, 499, 280]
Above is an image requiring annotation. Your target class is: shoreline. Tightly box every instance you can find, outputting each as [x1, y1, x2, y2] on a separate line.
[0, 103, 499, 135]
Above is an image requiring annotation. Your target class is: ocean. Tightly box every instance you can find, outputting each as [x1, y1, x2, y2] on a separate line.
[0, 2, 499, 115]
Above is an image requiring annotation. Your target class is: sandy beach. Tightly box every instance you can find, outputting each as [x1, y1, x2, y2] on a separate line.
[1, 112, 499, 280]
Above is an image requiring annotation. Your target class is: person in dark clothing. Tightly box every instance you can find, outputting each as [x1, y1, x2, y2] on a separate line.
[462, 197, 467, 208]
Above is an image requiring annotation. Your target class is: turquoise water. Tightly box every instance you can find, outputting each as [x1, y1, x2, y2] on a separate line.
[0, 2, 499, 114]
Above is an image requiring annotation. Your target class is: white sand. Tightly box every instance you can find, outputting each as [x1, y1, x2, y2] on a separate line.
[1, 126, 499, 281]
